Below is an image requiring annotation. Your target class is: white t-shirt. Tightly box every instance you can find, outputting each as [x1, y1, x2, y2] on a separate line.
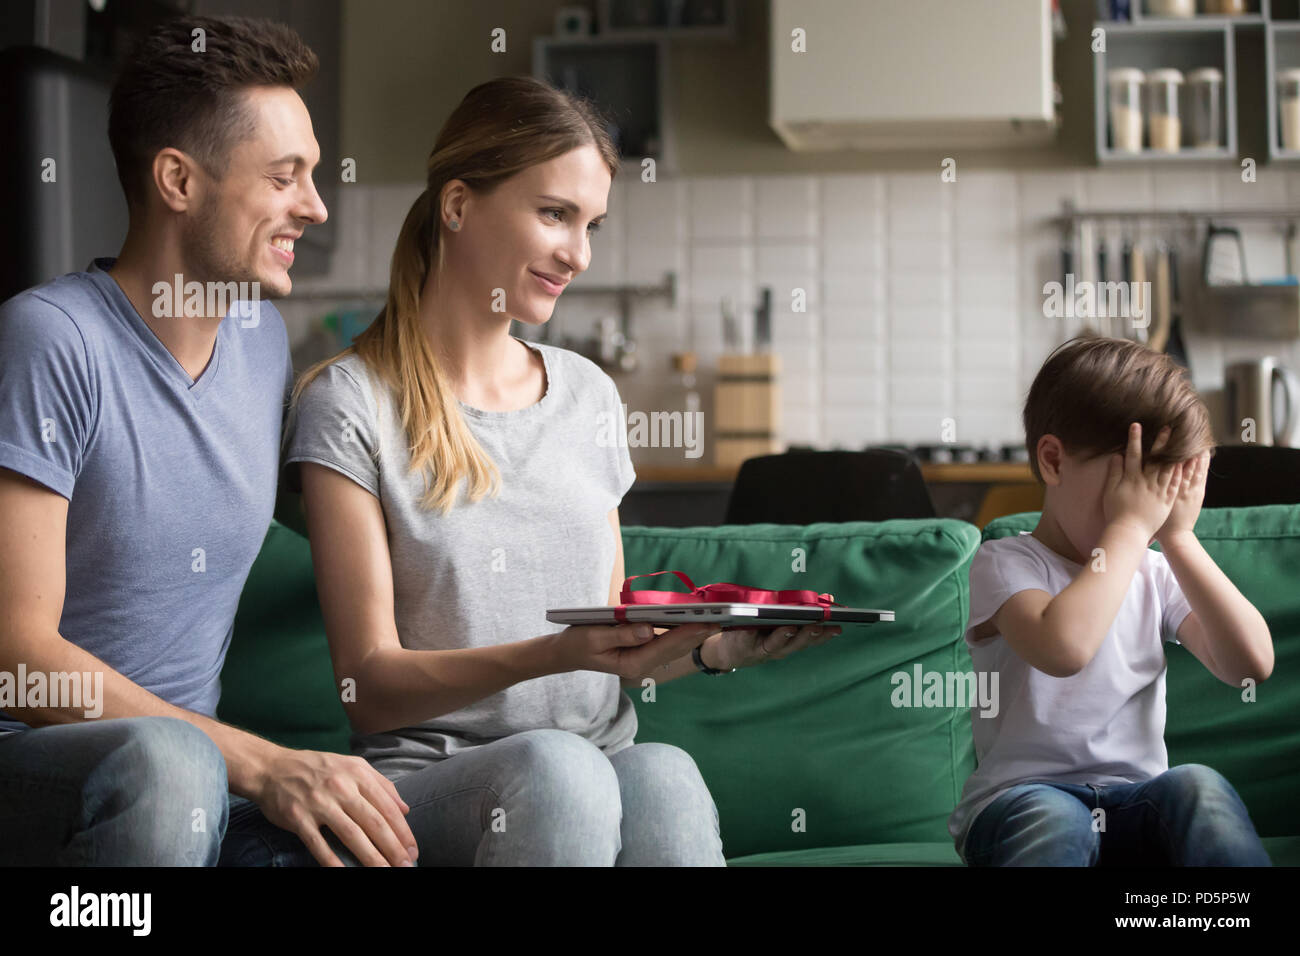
[947, 531, 1194, 854]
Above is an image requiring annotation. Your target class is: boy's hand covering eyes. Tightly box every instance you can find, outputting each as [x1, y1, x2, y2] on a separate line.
[1102, 423, 1185, 541]
[1155, 447, 1210, 546]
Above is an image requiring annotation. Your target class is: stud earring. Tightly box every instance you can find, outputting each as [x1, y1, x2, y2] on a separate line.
[448, 219, 460, 231]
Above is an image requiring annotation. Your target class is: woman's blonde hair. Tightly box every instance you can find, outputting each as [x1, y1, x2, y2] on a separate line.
[292, 76, 620, 513]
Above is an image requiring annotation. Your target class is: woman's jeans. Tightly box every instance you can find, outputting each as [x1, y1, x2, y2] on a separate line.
[0, 716, 725, 866]
[224, 727, 726, 866]
[961, 764, 1272, 866]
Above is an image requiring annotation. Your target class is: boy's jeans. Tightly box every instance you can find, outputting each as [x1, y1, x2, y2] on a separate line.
[961, 764, 1272, 866]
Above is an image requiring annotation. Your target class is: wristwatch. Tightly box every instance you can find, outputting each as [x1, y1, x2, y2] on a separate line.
[693, 643, 735, 676]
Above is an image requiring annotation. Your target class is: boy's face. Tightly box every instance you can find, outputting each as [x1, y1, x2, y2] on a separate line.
[1038, 436, 1157, 561]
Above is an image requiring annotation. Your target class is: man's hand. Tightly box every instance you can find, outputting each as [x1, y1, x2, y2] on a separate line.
[1103, 422, 1184, 542]
[1155, 449, 1210, 548]
[251, 747, 418, 867]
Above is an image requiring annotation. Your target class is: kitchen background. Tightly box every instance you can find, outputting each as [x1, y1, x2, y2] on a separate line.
[6, 0, 1300, 524]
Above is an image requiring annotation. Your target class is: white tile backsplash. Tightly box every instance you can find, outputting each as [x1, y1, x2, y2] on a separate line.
[285, 166, 1295, 465]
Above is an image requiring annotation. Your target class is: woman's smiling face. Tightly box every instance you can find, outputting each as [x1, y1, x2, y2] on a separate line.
[445, 144, 611, 326]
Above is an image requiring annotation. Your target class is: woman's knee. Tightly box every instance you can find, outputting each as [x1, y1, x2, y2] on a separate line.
[495, 729, 621, 822]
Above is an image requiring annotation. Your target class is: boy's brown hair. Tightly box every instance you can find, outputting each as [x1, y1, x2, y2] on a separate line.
[108, 15, 318, 208]
[1023, 335, 1216, 482]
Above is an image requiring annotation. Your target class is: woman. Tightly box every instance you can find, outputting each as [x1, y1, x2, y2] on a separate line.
[283, 76, 839, 866]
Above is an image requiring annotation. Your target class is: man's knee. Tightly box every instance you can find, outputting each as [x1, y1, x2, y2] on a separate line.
[85, 717, 228, 864]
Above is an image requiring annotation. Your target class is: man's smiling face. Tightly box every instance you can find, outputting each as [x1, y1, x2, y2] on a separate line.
[182, 85, 327, 298]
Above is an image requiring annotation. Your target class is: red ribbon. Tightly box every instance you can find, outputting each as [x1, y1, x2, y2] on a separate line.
[614, 570, 841, 623]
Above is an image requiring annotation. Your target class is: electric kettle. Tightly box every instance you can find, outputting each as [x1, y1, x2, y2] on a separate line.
[1224, 358, 1300, 446]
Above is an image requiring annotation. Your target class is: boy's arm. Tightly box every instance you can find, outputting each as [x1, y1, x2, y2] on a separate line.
[1155, 451, 1273, 686]
[985, 521, 1153, 677]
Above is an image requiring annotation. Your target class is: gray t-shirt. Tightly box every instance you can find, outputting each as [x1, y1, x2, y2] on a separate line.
[282, 339, 638, 775]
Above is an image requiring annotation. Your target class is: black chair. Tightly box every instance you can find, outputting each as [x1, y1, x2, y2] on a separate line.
[723, 449, 936, 525]
[1203, 445, 1300, 509]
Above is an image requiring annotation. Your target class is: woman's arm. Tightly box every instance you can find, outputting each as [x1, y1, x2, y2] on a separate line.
[301, 465, 712, 734]
[301, 463, 562, 734]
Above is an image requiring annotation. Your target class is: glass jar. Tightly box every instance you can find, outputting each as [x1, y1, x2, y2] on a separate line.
[1187, 67, 1223, 149]
[1108, 67, 1145, 153]
[1146, 0, 1195, 16]
[1279, 69, 1300, 152]
[1146, 68, 1185, 153]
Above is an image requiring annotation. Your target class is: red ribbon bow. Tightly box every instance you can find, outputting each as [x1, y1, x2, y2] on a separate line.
[614, 570, 841, 623]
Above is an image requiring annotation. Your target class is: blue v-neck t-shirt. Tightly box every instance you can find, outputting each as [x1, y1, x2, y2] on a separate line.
[0, 258, 292, 733]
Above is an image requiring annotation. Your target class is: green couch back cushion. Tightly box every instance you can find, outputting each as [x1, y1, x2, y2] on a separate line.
[982, 506, 1300, 838]
[218, 521, 351, 755]
[621, 520, 980, 859]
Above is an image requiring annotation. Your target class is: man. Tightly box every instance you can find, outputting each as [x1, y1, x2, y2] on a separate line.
[0, 15, 415, 867]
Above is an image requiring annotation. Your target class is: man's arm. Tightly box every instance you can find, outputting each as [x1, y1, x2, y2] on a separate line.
[0, 468, 417, 867]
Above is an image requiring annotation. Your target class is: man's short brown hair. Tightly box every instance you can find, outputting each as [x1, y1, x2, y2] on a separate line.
[1023, 335, 1216, 482]
[108, 15, 317, 207]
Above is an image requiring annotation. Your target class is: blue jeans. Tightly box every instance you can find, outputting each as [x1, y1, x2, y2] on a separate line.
[961, 764, 1272, 866]
[221, 728, 726, 866]
[0, 716, 228, 865]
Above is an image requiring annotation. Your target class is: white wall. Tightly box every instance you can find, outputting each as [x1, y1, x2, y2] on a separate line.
[280, 165, 1300, 467]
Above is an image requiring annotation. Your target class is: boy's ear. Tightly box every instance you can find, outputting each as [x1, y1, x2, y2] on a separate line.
[1036, 434, 1065, 486]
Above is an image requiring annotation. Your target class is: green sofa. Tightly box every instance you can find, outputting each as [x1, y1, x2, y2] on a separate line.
[218, 505, 1300, 865]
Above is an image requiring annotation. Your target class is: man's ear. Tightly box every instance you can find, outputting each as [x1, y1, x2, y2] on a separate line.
[1036, 434, 1065, 487]
[151, 147, 204, 214]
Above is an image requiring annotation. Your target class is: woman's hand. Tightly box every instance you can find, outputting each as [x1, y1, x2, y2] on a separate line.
[554, 621, 719, 680]
[700, 622, 841, 671]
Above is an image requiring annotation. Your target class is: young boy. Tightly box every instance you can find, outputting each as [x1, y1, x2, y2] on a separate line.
[949, 336, 1274, 866]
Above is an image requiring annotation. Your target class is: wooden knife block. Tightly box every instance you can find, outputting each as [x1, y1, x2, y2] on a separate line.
[714, 353, 782, 469]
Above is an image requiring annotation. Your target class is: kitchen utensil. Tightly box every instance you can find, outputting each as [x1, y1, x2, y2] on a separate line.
[721, 296, 738, 350]
[1166, 246, 1190, 369]
[1097, 238, 1111, 336]
[1149, 242, 1172, 352]
[1130, 240, 1148, 343]
[1203, 223, 1247, 285]
[1225, 358, 1300, 446]
[754, 287, 772, 351]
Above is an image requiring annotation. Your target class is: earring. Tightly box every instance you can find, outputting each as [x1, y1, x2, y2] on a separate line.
[448, 219, 460, 231]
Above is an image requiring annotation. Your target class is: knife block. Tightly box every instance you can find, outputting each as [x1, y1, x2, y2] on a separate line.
[714, 353, 782, 469]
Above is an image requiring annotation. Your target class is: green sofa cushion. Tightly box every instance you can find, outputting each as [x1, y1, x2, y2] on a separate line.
[621, 520, 980, 860]
[217, 520, 351, 755]
[981, 506, 1300, 841]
